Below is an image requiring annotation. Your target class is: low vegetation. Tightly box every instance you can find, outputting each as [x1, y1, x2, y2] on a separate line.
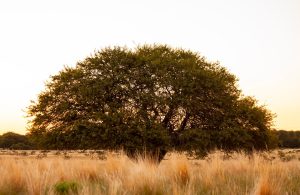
[0, 149, 300, 195]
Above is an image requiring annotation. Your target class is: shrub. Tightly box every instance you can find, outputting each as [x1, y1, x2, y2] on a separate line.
[54, 181, 80, 195]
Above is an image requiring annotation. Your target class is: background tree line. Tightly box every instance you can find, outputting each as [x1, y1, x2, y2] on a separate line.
[1, 130, 299, 150]
[277, 130, 300, 148]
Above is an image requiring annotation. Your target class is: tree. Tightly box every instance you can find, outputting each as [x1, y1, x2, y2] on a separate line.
[27, 45, 277, 160]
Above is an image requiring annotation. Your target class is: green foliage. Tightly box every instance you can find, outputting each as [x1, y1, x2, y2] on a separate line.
[54, 181, 80, 195]
[27, 45, 277, 158]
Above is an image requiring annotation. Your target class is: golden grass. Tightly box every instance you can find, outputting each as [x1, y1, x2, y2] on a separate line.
[0, 150, 300, 195]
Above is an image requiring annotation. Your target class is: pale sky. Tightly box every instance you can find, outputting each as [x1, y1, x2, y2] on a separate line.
[0, 0, 299, 134]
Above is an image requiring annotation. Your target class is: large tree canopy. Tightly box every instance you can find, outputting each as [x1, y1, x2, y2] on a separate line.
[27, 45, 277, 159]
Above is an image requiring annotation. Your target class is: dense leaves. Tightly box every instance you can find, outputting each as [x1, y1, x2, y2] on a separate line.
[27, 45, 277, 159]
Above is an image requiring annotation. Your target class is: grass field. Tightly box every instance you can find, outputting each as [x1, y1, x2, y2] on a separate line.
[0, 149, 300, 195]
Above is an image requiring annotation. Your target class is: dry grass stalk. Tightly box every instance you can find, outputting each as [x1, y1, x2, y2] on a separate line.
[0, 150, 299, 194]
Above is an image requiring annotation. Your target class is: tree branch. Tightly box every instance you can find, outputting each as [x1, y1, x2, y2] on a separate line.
[177, 112, 190, 133]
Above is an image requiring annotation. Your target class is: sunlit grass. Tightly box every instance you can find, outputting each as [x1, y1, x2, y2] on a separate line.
[0, 150, 300, 194]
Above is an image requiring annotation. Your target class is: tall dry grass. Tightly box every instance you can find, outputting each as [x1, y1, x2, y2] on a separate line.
[0, 150, 300, 195]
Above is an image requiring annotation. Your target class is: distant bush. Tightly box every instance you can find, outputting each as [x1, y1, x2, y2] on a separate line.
[0, 132, 35, 150]
[277, 130, 300, 148]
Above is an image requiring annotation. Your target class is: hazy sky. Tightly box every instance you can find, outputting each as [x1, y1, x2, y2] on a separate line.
[0, 0, 299, 134]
